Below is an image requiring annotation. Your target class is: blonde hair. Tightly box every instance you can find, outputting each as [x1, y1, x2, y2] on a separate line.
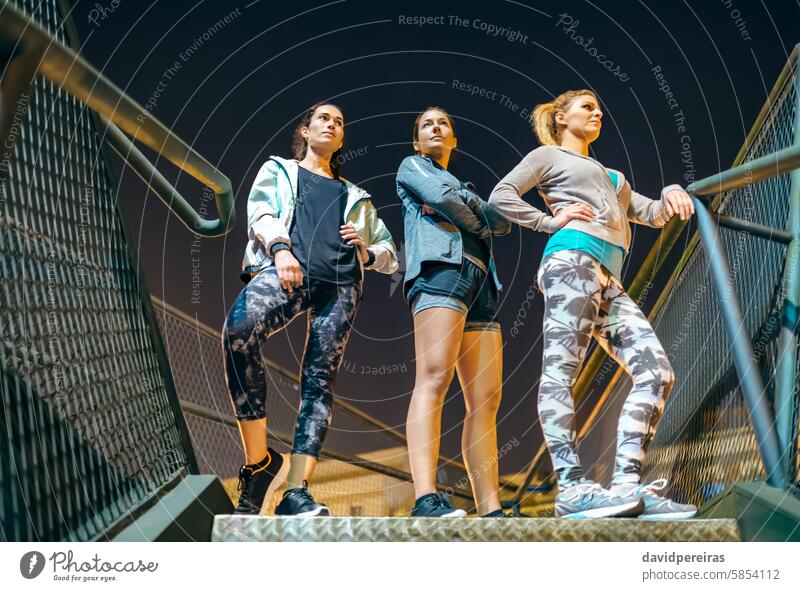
[530, 89, 598, 146]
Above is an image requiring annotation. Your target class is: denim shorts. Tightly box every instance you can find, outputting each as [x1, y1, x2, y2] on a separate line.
[407, 257, 500, 333]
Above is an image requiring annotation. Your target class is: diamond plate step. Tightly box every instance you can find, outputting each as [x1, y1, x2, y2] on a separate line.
[212, 516, 740, 542]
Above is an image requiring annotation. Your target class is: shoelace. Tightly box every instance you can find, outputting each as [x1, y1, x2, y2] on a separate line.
[417, 493, 449, 511]
[237, 466, 252, 492]
[287, 480, 315, 504]
[433, 494, 451, 509]
[561, 481, 603, 501]
[638, 478, 669, 497]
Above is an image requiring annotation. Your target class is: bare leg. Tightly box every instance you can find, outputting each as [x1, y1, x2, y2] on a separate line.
[406, 307, 466, 500]
[456, 330, 503, 516]
[238, 418, 268, 465]
[286, 454, 319, 489]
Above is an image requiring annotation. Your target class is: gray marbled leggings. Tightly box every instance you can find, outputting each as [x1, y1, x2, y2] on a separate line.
[536, 250, 675, 490]
[222, 267, 361, 458]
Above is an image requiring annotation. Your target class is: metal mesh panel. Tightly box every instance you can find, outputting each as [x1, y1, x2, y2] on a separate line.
[0, 0, 192, 541]
[596, 64, 799, 505]
[150, 298, 475, 504]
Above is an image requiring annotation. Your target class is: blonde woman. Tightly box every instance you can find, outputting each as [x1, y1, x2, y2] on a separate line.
[489, 90, 697, 520]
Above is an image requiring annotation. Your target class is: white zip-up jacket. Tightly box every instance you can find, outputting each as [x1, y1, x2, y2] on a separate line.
[243, 156, 398, 278]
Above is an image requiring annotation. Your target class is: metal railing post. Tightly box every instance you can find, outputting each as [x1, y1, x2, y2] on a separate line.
[692, 195, 785, 487]
[774, 75, 800, 482]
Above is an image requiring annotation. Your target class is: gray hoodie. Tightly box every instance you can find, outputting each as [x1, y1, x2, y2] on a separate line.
[488, 145, 681, 252]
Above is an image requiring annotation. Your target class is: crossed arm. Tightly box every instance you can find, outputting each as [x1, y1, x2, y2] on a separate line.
[397, 156, 509, 237]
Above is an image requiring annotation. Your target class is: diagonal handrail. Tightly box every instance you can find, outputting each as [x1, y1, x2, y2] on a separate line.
[0, 1, 234, 236]
[689, 142, 800, 197]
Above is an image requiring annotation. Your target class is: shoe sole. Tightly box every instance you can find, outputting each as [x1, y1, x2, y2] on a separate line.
[638, 510, 697, 521]
[276, 506, 331, 517]
[233, 505, 261, 515]
[559, 500, 643, 519]
[410, 508, 468, 518]
[436, 509, 467, 518]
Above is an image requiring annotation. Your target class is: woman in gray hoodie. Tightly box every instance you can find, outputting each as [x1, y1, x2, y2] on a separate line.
[490, 89, 697, 520]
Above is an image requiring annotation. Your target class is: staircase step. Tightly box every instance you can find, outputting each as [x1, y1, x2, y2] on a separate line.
[212, 516, 740, 542]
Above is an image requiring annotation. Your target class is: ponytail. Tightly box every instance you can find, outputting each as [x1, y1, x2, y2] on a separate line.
[529, 89, 597, 146]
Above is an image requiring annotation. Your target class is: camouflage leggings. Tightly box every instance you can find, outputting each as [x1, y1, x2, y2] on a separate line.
[536, 250, 675, 490]
[222, 267, 361, 458]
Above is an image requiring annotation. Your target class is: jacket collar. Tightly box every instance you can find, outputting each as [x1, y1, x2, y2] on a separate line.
[550, 146, 625, 195]
[267, 155, 371, 211]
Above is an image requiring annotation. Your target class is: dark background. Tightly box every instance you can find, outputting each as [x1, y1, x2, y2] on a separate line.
[69, 0, 800, 474]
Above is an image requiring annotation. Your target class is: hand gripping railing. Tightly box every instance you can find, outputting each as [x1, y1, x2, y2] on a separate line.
[0, 1, 234, 236]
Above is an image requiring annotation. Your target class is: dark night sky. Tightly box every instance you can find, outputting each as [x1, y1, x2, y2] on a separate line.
[69, 0, 800, 473]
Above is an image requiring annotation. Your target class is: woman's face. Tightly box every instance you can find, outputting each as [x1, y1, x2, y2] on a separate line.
[557, 94, 603, 143]
[302, 105, 344, 155]
[414, 109, 457, 159]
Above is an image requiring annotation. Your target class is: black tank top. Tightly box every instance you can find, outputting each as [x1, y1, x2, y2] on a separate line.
[288, 166, 361, 285]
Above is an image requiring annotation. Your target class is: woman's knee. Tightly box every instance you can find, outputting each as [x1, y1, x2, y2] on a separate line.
[541, 354, 583, 388]
[415, 363, 456, 398]
[633, 359, 675, 391]
[464, 386, 502, 417]
[221, 306, 254, 350]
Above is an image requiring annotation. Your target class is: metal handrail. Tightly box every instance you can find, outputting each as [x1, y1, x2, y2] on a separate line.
[688, 142, 800, 197]
[0, 1, 234, 236]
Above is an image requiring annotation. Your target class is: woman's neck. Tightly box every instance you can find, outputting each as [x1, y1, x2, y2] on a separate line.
[299, 147, 333, 177]
[423, 150, 450, 169]
[559, 132, 589, 157]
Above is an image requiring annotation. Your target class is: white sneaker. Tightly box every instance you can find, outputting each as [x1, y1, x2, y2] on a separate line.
[556, 480, 644, 518]
[611, 479, 697, 520]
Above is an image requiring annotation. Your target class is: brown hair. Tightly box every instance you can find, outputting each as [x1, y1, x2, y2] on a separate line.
[291, 103, 344, 178]
[412, 107, 456, 155]
[530, 89, 598, 146]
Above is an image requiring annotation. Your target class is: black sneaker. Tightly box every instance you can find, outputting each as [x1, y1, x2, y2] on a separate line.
[481, 509, 512, 518]
[411, 493, 467, 517]
[233, 448, 284, 515]
[275, 480, 331, 517]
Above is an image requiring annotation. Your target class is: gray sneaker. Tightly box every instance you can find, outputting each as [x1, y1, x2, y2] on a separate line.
[610, 479, 697, 520]
[556, 481, 644, 518]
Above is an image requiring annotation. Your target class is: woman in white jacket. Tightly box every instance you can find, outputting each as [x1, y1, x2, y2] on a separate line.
[222, 103, 397, 517]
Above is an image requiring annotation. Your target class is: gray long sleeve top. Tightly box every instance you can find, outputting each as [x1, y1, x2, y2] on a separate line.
[488, 145, 681, 252]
